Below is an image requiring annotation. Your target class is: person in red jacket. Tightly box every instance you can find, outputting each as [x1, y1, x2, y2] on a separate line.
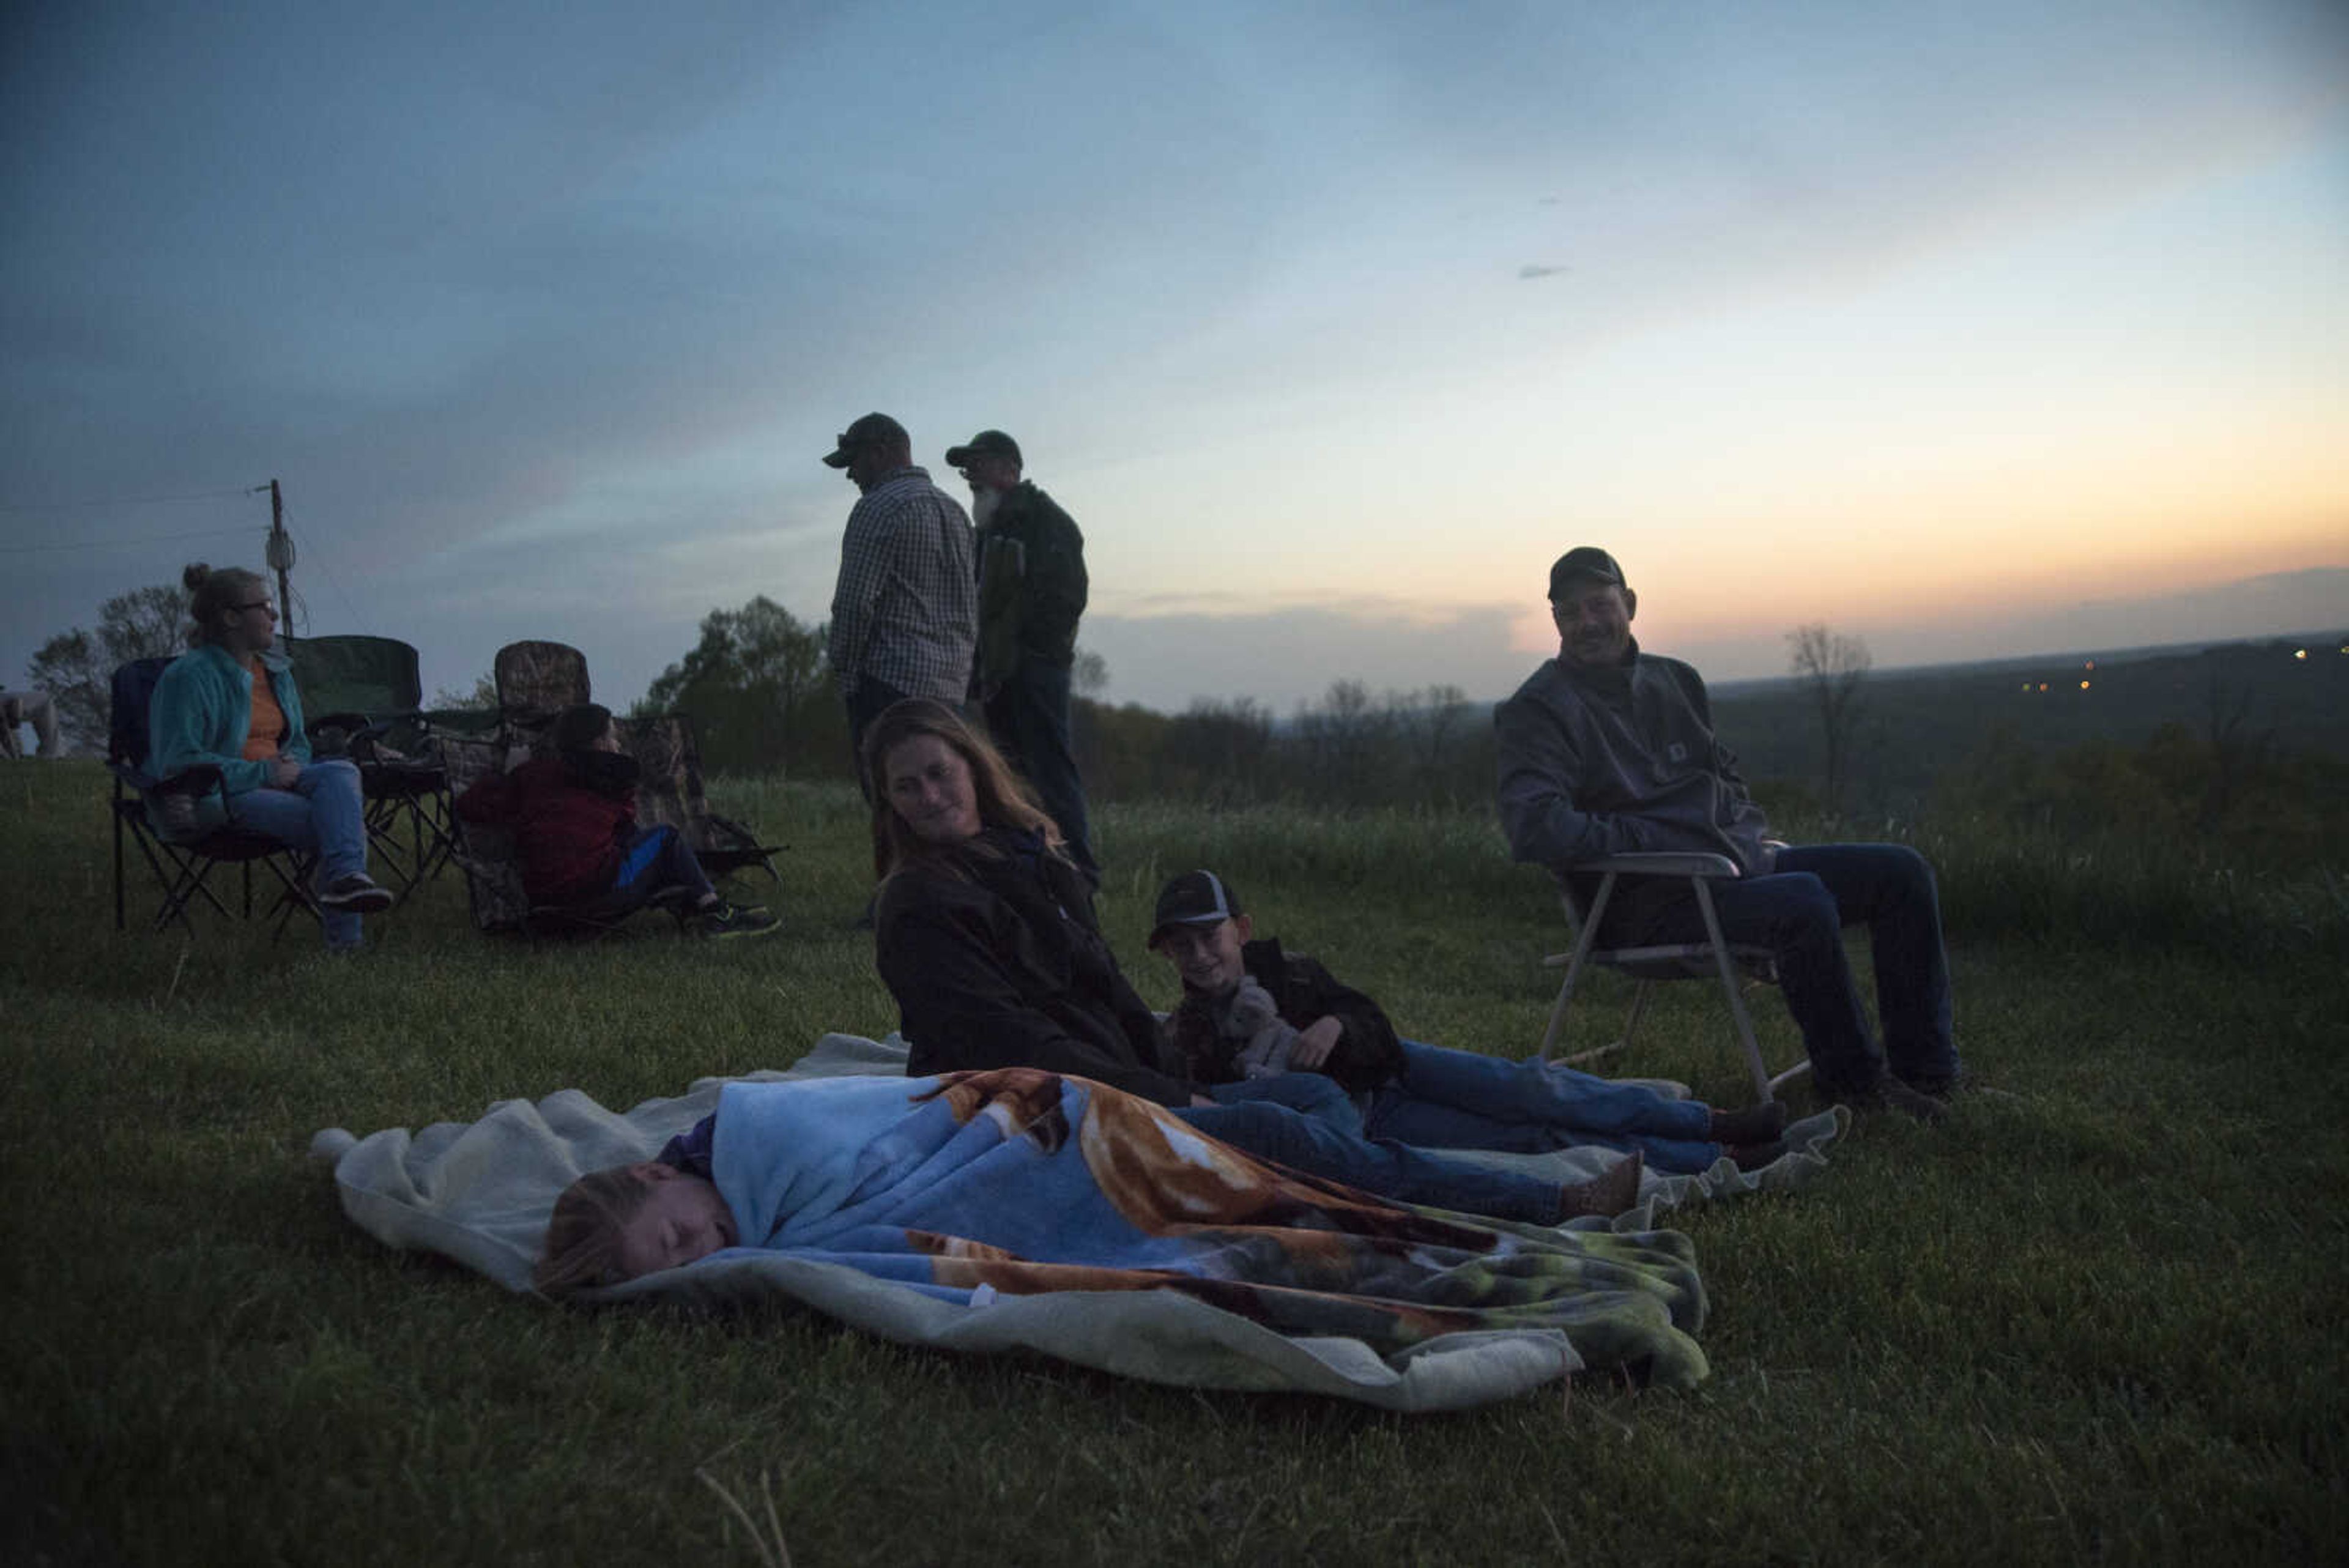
[455, 704, 778, 938]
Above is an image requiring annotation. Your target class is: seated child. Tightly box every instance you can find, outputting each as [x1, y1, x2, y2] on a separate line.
[1151, 870, 1790, 1173]
[455, 702, 778, 938]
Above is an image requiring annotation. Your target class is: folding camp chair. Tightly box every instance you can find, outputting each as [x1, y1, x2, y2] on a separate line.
[488, 639, 781, 888]
[493, 639, 592, 756]
[440, 734, 699, 938]
[287, 634, 455, 904]
[107, 658, 318, 939]
[1534, 852, 1809, 1102]
[621, 712, 784, 887]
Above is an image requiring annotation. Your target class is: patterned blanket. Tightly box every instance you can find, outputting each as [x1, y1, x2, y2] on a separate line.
[314, 1035, 1844, 1408]
[699, 1069, 1707, 1378]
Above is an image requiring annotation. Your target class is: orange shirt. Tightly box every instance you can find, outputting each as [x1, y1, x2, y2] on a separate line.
[243, 662, 287, 762]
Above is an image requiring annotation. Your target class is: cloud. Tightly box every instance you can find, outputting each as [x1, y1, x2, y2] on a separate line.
[1516, 264, 1570, 280]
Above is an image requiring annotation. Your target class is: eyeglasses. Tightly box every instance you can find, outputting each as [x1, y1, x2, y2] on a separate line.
[234, 601, 277, 615]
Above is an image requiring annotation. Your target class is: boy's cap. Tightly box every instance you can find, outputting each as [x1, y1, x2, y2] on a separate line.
[1547, 546, 1627, 600]
[943, 429, 1022, 469]
[822, 412, 907, 468]
[1149, 870, 1243, 943]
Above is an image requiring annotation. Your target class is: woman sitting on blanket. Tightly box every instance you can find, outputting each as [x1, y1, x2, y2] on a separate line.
[146, 562, 394, 951]
[855, 697, 1641, 1225]
[529, 1069, 1709, 1395]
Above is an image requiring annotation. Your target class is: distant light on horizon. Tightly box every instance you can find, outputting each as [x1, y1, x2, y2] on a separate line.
[2080, 679, 2092, 689]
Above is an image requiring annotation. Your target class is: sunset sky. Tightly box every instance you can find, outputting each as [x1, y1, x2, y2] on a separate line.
[6, 1, 2345, 715]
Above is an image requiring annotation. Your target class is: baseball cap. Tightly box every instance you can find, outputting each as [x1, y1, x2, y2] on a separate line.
[822, 412, 908, 469]
[944, 429, 1022, 469]
[1547, 546, 1627, 600]
[1148, 870, 1244, 945]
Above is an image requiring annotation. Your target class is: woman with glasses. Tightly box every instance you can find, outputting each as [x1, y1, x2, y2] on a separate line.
[146, 562, 394, 950]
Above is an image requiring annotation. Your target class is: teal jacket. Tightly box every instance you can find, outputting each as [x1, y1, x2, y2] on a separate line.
[146, 642, 313, 834]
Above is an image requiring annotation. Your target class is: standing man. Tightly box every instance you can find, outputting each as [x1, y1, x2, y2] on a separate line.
[823, 412, 976, 797]
[944, 428, 1098, 883]
[1494, 546, 1962, 1120]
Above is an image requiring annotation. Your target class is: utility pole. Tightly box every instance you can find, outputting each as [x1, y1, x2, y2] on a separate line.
[263, 478, 295, 646]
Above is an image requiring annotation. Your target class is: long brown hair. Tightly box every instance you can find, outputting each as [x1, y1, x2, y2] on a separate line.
[182, 562, 270, 648]
[861, 698, 1060, 882]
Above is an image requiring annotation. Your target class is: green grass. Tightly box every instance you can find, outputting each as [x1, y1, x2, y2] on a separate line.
[4, 759, 2345, 1566]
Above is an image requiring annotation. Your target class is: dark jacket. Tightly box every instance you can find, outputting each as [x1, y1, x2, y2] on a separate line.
[454, 753, 637, 904]
[1494, 637, 1773, 934]
[1167, 938, 1408, 1098]
[875, 828, 1194, 1105]
[973, 481, 1086, 685]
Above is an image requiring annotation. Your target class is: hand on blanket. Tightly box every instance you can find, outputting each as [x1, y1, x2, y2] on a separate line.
[1290, 1016, 1343, 1070]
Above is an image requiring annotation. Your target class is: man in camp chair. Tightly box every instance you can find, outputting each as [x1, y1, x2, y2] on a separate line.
[1494, 547, 1961, 1120]
[455, 703, 778, 939]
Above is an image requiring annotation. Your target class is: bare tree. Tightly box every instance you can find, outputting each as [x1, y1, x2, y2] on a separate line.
[24, 582, 187, 753]
[1786, 622, 1871, 814]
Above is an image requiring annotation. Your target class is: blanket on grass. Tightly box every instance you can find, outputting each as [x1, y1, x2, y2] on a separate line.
[314, 1035, 1842, 1411]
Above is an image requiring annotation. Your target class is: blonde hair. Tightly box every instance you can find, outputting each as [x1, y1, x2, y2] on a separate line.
[182, 562, 270, 647]
[860, 698, 1060, 882]
[533, 1164, 659, 1296]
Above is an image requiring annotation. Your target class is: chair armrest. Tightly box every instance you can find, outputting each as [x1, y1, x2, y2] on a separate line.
[1575, 852, 1744, 879]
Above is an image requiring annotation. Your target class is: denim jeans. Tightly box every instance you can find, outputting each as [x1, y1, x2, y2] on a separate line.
[1363, 1041, 1720, 1173]
[984, 659, 1097, 882]
[1623, 842, 1959, 1096]
[844, 675, 918, 802]
[1176, 1087, 1567, 1225]
[568, 823, 715, 921]
[226, 759, 369, 949]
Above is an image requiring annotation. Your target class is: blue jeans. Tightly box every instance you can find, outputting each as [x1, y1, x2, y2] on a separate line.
[984, 660, 1097, 882]
[1624, 842, 1959, 1097]
[568, 824, 716, 921]
[845, 675, 918, 802]
[1364, 1041, 1720, 1173]
[1176, 1080, 1567, 1225]
[226, 759, 369, 949]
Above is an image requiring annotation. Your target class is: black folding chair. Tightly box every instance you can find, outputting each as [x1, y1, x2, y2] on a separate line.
[108, 658, 317, 940]
[288, 635, 456, 905]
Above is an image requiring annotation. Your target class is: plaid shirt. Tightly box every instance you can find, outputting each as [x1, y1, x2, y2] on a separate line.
[825, 466, 977, 700]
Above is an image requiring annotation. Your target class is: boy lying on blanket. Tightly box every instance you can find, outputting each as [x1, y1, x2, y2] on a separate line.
[532, 1066, 1709, 1383]
[1149, 870, 1788, 1173]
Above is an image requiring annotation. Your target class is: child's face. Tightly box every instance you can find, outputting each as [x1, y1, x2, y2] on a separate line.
[612, 1163, 738, 1280]
[1154, 914, 1252, 996]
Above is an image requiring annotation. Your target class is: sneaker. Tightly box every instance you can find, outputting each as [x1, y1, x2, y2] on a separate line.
[1899, 1068, 1976, 1100]
[690, 902, 781, 940]
[1836, 1076, 1948, 1123]
[1726, 1139, 1788, 1172]
[1707, 1101, 1790, 1145]
[316, 873, 394, 914]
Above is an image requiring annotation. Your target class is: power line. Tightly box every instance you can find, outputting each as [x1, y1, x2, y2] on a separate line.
[0, 523, 262, 557]
[0, 484, 264, 514]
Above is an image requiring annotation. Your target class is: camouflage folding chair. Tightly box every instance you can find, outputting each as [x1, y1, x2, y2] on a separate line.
[493, 639, 592, 756]
[439, 734, 697, 939]
[621, 712, 784, 887]
[286, 634, 455, 905]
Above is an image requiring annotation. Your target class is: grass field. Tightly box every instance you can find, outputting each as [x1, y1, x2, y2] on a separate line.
[4, 758, 2344, 1566]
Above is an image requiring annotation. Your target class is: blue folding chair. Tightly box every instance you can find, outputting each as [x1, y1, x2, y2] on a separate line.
[107, 657, 317, 938]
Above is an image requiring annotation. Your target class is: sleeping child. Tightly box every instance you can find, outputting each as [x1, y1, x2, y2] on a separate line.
[525, 1068, 1709, 1388]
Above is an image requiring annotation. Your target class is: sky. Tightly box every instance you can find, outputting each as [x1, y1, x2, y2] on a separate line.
[5, 0, 2345, 717]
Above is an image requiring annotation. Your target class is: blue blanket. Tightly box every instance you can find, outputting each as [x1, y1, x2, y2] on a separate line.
[699, 1068, 1708, 1380]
